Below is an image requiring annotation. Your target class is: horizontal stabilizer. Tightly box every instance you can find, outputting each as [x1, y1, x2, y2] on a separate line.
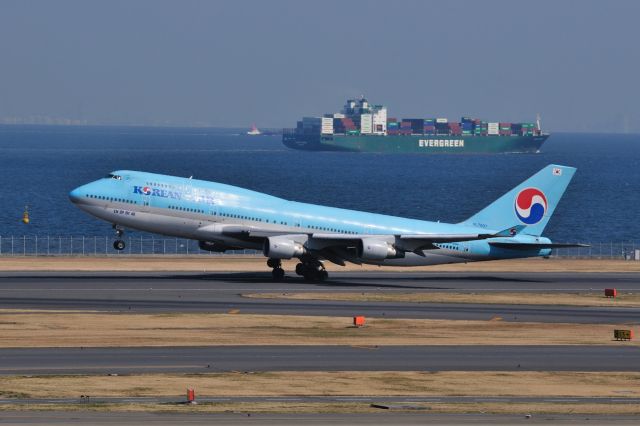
[489, 242, 590, 250]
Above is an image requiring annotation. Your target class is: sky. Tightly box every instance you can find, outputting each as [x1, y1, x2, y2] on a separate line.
[0, 0, 639, 132]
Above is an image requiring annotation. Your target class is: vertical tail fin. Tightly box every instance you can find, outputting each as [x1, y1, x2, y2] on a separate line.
[462, 164, 576, 236]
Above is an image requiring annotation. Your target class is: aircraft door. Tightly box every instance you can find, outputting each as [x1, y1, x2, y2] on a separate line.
[461, 241, 471, 255]
[139, 185, 152, 212]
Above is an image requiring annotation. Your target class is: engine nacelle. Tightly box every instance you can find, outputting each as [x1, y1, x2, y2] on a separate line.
[198, 240, 236, 253]
[263, 236, 306, 259]
[357, 238, 397, 261]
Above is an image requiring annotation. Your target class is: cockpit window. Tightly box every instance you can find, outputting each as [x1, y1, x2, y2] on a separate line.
[105, 174, 122, 180]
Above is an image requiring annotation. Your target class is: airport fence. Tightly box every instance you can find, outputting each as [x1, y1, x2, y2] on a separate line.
[0, 235, 639, 260]
[0, 235, 259, 257]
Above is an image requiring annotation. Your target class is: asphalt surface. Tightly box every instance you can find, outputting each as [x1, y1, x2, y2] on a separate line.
[0, 271, 639, 323]
[2, 412, 639, 425]
[0, 345, 638, 375]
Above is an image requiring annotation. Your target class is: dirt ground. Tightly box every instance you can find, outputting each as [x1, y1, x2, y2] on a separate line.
[0, 311, 636, 347]
[1, 256, 639, 273]
[1, 371, 638, 399]
[1, 401, 639, 415]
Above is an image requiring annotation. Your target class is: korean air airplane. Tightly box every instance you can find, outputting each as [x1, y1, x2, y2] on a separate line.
[69, 164, 584, 281]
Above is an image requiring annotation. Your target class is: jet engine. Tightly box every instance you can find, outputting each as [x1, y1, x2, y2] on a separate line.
[357, 238, 397, 260]
[263, 236, 306, 259]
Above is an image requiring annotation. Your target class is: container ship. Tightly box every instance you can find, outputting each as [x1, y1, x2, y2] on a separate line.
[283, 97, 548, 154]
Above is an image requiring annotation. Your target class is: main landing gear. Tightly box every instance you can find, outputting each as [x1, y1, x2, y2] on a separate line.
[267, 257, 329, 282]
[295, 258, 328, 282]
[112, 225, 126, 251]
[267, 258, 285, 281]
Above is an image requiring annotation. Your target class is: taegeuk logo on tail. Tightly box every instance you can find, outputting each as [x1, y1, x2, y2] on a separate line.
[514, 187, 547, 225]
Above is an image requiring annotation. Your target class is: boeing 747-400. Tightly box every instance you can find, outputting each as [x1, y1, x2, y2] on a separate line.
[69, 164, 584, 281]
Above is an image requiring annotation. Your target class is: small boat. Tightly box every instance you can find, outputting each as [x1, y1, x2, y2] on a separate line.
[247, 124, 261, 136]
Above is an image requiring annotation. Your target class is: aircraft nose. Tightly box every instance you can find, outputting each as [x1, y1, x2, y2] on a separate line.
[69, 186, 86, 204]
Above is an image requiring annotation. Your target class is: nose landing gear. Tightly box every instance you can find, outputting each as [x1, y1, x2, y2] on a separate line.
[112, 225, 126, 251]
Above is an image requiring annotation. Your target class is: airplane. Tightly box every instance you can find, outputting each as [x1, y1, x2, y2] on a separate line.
[69, 164, 585, 281]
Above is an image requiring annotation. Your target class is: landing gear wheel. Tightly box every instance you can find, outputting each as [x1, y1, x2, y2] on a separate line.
[299, 259, 328, 282]
[303, 270, 327, 282]
[113, 240, 126, 251]
[267, 258, 285, 281]
[303, 271, 317, 282]
[267, 258, 281, 269]
[113, 224, 124, 238]
[272, 267, 285, 281]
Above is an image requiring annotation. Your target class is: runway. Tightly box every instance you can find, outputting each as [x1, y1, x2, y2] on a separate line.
[0, 271, 639, 323]
[0, 345, 638, 375]
[2, 411, 639, 426]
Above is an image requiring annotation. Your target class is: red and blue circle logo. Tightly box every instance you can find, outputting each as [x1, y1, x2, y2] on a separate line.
[142, 186, 152, 195]
[514, 187, 547, 225]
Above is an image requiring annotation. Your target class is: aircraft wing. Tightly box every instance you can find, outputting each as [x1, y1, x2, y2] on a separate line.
[308, 227, 521, 253]
[196, 223, 524, 264]
[488, 242, 590, 250]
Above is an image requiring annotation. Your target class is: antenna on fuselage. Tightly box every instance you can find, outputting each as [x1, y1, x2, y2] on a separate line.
[189, 176, 193, 179]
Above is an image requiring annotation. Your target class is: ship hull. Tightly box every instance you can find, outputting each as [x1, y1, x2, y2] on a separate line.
[283, 133, 548, 154]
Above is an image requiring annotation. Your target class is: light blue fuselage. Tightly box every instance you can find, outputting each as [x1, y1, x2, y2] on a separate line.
[69, 170, 552, 266]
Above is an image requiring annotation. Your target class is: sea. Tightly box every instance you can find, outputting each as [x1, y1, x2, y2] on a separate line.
[0, 125, 638, 244]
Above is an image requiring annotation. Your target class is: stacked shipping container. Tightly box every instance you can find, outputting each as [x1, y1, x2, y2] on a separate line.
[315, 98, 541, 138]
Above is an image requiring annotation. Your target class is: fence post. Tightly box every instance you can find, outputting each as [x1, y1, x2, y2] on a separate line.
[163, 239, 166, 255]
[11, 236, 14, 255]
[35, 235, 38, 256]
[82, 236, 85, 256]
[0, 236, 2, 255]
[47, 235, 50, 256]
[23, 236, 26, 256]
[140, 236, 143, 254]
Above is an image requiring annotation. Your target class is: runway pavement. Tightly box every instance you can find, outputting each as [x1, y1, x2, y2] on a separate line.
[2, 411, 639, 425]
[0, 345, 638, 375]
[0, 271, 638, 323]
